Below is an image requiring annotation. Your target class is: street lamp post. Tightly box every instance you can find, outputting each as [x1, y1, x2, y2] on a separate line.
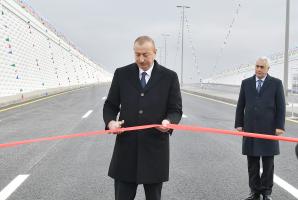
[284, 0, 290, 97]
[161, 33, 170, 66]
[177, 5, 190, 86]
[158, 46, 162, 64]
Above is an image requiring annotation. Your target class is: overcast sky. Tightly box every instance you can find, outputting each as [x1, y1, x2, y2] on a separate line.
[24, 0, 298, 83]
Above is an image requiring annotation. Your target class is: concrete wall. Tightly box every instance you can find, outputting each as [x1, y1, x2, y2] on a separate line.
[204, 49, 298, 91]
[0, 0, 112, 107]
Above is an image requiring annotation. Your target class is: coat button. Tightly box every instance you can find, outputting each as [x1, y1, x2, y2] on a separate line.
[140, 93, 144, 97]
[139, 110, 143, 114]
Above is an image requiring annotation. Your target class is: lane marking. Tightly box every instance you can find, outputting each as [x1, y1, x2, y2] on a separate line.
[0, 174, 29, 200]
[0, 88, 84, 113]
[182, 91, 236, 107]
[184, 90, 298, 197]
[182, 91, 298, 124]
[286, 103, 298, 107]
[286, 118, 298, 124]
[260, 169, 298, 199]
[274, 174, 298, 198]
[182, 114, 188, 118]
[82, 110, 93, 119]
[102, 96, 107, 100]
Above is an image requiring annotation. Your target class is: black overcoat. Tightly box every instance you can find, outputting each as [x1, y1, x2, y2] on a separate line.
[235, 75, 285, 156]
[103, 61, 182, 183]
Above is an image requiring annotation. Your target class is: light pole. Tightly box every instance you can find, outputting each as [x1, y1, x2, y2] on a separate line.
[290, 78, 298, 119]
[284, 0, 290, 97]
[158, 46, 162, 64]
[177, 5, 190, 86]
[161, 33, 170, 66]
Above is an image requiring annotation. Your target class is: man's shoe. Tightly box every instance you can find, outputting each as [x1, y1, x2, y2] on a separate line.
[263, 195, 273, 200]
[244, 193, 260, 200]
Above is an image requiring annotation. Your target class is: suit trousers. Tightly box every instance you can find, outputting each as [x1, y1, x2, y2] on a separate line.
[247, 156, 274, 195]
[114, 179, 163, 200]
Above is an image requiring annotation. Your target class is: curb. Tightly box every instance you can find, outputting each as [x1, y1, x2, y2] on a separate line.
[181, 89, 238, 105]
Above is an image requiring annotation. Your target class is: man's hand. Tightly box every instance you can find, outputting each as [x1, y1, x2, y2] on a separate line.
[275, 128, 285, 136]
[156, 119, 170, 133]
[236, 127, 243, 132]
[108, 120, 125, 134]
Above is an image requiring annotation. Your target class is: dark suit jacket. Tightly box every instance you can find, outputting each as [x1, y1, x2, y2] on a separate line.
[103, 60, 182, 184]
[235, 75, 285, 156]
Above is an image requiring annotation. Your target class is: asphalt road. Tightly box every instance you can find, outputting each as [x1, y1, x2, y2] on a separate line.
[0, 85, 297, 200]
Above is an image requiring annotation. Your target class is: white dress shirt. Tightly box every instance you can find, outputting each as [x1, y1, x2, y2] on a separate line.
[139, 63, 154, 84]
[255, 75, 267, 88]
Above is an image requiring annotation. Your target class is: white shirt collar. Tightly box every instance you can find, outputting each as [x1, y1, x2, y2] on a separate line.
[256, 74, 267, 82]
[139, 62, 154, 77]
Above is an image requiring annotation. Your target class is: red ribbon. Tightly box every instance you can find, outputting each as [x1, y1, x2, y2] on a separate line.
[0, 124, 297, 149]
[167, 124, 298, 143]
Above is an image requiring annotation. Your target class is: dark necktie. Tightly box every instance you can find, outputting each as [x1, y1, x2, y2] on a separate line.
[140, 72, 147, 88]
[257, 79, 263, 93]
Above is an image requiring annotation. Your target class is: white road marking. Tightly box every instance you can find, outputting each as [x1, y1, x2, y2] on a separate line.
[82, 110, 93, 119]
[183, 91, 298, 124]
[185, 90, 298, 198]
[260, 169, 298, 199]
[286, 103, 298, 107]
[182, 114, 188, 118]
[182, 91, 237, 107]
[274, 174, 298, 198]
[286, 118, 298, 123]
[102, 96, 107, 100]
[0, 174, 29, 200]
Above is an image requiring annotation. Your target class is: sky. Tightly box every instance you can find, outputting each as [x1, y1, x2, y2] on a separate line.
[24, 0, 298, 83]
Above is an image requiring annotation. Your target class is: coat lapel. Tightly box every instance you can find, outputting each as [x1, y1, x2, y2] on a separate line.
[143, 61, 164, 92]
[252, 74, 272, 96]
[259, 74, 272, 95]
[250, 75, 258, 96]
[128, 64, 142, 92]
[128, 61, 164, 92]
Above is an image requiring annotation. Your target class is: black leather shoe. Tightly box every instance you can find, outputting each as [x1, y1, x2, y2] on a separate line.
[263, 195, 273, 200]
[244, 193, 260, 200]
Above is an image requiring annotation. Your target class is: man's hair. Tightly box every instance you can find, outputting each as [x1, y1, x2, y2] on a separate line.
[257, 56, 271, 68]
[134, 36, 156, 48]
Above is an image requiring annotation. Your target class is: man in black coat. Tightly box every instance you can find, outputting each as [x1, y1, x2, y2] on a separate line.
[103, 36, 182, 200]
[235, 57, 285, 200]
